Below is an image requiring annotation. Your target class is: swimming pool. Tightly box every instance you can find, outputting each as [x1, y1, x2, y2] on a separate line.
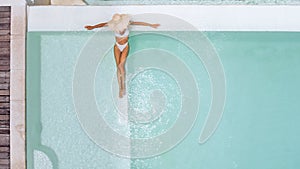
[26, 6, 300, 169]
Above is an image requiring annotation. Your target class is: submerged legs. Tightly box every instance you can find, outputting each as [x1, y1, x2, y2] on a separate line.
[114, 44, 129, 98]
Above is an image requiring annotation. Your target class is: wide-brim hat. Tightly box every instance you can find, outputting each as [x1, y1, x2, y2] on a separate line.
[107, 13, 131, 33]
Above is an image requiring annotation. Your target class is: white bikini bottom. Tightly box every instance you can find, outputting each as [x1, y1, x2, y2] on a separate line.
[116, 42, 128, 52]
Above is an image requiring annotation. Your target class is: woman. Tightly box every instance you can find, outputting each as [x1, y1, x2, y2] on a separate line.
[85, 14, 160, 98]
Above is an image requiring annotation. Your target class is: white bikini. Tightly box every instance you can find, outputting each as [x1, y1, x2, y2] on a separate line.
[115, 29, 129, 52]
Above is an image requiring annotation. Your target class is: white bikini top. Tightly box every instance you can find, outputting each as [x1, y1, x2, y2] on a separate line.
[115, 29, 129, 38]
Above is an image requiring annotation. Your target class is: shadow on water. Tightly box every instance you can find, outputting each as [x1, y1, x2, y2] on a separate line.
[27, 32, 59, 169]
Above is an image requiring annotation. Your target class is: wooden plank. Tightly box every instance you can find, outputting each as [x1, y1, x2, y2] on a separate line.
[0, 12, 10, 18]
[0, 96, 9, 103]
[0, 121, 9, 128]
[0, 115, 9, 120]
[0, 23, 10, 30]
[0, 42, 9, 49]
[0, 126, 8, 130]
[0, 60, 9, 66]
[0, 78, 9, 83]
[0, 30, 9, 35]
[0, 158, 9, 165]
[0, 103, 9, 109]
[0, 6, 10, 168]
[0, 109, 9, 115]
[0, 152, 9, 159]
[0, 125, 9, 129]
[0, 127, 9, 134]
[0, 18, 10, 24]
[0, 128, 9, 135]
[0, 125, 8, 129]
[0, 135, 9, 147]
[0, 115, 9, 121]
[0, 147, 9, 152]
[0, 55, 10, 60]
[0, 48, 9, 55]
[0, 35, 10, 42]
[0, 7, 10, 12]
[0, 72, 9, 78]
[0, 97, 9, 103]
[0, 129, 8, 134]
[0, 129, 9, 133]
[0, 90, 9, 96]
[0, 165, 9, 169]
[0, 83, 9, 90]
[0, 127, 8, 132]
[0, 85, 8, 90]
[0, 66, 9, 71]
[0, 120, 9, 124]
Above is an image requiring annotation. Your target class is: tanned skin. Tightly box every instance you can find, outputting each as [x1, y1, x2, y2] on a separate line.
[85, 21, 160, 98]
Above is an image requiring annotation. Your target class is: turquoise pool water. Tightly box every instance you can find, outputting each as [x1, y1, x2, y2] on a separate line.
[27, 31, 300, 169]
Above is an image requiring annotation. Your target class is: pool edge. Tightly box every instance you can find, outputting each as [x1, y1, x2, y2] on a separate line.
[9, 2, 27, 169]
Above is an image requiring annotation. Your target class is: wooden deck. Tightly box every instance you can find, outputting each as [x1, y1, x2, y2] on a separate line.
[0, 6, 10, 169]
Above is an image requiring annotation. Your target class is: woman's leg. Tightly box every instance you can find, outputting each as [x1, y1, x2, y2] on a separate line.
[118, 44, 129, 96]
[113, 45, 123, 97]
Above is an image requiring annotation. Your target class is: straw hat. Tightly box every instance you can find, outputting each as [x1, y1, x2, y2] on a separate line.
[107, 13, 131, 33]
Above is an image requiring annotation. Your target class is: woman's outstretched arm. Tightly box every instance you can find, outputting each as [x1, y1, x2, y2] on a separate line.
[130, 21, 160, 28]
[85, 22, 108, 30]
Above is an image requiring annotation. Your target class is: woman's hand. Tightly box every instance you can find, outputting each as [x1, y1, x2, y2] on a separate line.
[151, 24, 160, 28]
[85, 25, 94, 30]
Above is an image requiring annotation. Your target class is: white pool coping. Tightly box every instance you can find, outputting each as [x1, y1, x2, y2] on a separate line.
[28, 5, 300, 32]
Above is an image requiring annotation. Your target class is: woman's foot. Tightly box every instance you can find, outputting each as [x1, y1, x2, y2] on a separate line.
[122, 88, 126, 96]
[119, 88, 123, 98]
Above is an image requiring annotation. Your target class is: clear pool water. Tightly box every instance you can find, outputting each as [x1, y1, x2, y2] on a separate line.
[27, 31, 300, 169]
